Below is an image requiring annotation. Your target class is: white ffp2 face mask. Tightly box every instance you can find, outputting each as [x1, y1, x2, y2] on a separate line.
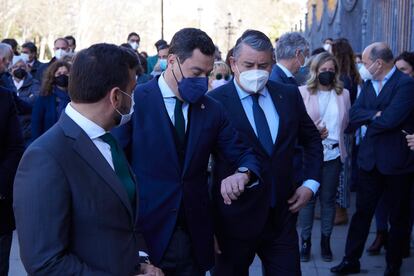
[114, 90, 135, 126]
[129, 42, 139, 50]
[359, 63, 374, 81]
[54, 49, 68, 60]
[237, 67, 269, 93]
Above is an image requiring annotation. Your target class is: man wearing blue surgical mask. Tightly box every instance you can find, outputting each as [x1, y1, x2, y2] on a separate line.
[151, 43, 170, 77]
[113, 28, 260, 275]
[209, 30, 323, 275]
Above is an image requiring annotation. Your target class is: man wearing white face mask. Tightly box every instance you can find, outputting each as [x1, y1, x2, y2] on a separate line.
[36, 38, 70, 81]
[127, 32, 141, 51]
[269, 31, 309, 87]
[209, 30, 323, 275]
[331, 42, 414, 276]
[14, 44, 164, 276]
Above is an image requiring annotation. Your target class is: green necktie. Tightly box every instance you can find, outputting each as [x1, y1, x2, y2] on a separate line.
[174, 97, 185, 144]
[100, 133, 136, 205]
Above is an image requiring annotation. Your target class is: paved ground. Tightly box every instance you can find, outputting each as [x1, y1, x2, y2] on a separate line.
[8, 194, 414, 275]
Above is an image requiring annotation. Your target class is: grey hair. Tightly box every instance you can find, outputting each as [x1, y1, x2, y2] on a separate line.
[370, 44, 394, 63]
[275, 32, 309, 61]
[233, 30, 273, 60]
[0, 43, 13, 60]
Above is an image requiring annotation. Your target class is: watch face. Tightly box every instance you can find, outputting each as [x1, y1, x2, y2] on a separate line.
[238, 167, 249, 173]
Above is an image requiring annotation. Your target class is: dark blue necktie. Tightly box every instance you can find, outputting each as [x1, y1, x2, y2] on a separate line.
[251, 94, 273, 155]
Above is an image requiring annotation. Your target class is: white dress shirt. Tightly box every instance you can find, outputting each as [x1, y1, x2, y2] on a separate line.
[158, 73, 189, 130]
[234, 80, 320, 194]
[65, 103, 115, 170]
[277, 63, 294, 78]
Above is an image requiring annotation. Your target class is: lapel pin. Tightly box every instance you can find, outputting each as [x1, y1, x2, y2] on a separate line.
[201, 104, 205, 109]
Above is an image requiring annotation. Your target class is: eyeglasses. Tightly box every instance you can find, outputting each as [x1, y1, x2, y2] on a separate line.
[215, 73, 231, 81]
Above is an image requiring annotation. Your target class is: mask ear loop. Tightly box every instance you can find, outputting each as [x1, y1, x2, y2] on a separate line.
[172, 56, 186, 85]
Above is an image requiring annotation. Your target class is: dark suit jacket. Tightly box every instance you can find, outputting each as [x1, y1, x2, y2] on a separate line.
[113, 77, 260, 270]
[14, 112, 146, 275]
[269, 64, 306, 183]
[269, 64, 298, 85]
[0, 88, 24, 235]
[30, 60, 45, 82]
[346, 69, 414, 174]
[208, 80, 323, 241]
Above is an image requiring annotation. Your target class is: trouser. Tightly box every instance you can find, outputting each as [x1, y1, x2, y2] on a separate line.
[213, 207, 301, 276]
[158, 226, 205, 276]
[299, 158, 342, 240]
[0, 232, 12, 276]
[344, 168, 413, 268]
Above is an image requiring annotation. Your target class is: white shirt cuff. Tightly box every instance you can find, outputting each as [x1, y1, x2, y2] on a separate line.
[302, 179, 320, 195]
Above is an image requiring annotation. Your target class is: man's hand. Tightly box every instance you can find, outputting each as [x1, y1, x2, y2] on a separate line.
[319, 127, 329, 140]
[407, 134, 414, 151]
[287, 186, 314, 213]
[221, 172, 249, 205]
[136, 263, 164, 276]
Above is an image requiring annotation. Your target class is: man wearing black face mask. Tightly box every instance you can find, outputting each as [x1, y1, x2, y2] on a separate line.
[10, 56, 40, 145]
[113, 28, 261, 275]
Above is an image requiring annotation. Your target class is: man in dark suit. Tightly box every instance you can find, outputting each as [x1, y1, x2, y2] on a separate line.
[209, 30, 323, 276]
[269, 32, 309, 86]
[0, 88, 25, 276]
[14, 44, 162, 275]
[331, 42, 414, 276]
[114, 28, 260, 275]
[35, 38, 70, 81]
[21, 42, 44, 82]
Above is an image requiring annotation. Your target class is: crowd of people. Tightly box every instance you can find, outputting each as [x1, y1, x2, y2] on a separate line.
[0, 27, 414, 276]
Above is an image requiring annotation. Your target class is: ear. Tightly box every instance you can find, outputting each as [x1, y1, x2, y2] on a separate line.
[167, 54, 176, 66]
[229, 56, 237, 74]
[108, 87, 121, 108]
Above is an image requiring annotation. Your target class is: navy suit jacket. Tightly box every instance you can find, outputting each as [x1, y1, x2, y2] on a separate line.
[346, 69, 414, 174]
[113, 77, 260, 270]
[208, 80, 323, 240]
[0, 88, 24, 235]
[14, 112, 147, 275]
[269, 64, 298, 86]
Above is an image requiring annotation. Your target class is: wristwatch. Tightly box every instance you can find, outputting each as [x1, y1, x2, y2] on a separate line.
[237, 167, 251, 180]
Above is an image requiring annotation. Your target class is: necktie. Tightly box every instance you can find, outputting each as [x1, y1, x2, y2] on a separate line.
[251, 94, 273, 155]
[174, 97, 185, 144]
[100, 133, 136, 204]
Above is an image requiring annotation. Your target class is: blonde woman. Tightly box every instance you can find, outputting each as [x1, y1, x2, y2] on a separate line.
[298, 52, 351, 262]
[208, 61, 232, 91]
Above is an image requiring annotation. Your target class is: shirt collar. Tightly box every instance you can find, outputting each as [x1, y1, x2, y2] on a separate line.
[158, 73, 176, 98]
[276, 63, 294, 78]
[65, 103, 106, 140]
[383, 66, 396, 83]
[233, 78, 269, 100]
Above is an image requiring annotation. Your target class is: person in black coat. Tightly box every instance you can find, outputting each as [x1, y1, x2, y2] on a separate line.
[21, 42, 45, 82]
[0, 88, 25, 276]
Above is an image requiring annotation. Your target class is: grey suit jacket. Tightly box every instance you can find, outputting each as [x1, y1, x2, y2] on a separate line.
[14, 112, 146, 276]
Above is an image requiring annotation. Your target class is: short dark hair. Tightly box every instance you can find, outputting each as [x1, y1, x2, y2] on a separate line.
[69, 43, 139, 103]
[233, 29, 273, 59]
[155, 39, 167, 50]
[127, 32, 140, 41]
[169, 28, 215, 63]
[157, 44, 169, 52]
[64, 35, 76, 46]
[395, 51, 414, 68]
[22, 42, 37, 54]
[1, 38, 18, 52]
[370, 45, 394, 63]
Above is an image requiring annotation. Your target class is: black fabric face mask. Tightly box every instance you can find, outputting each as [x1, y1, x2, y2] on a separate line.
[54, 74, 69, 88]
[318, 71, 336, 86]
[13, 68, 27, 79]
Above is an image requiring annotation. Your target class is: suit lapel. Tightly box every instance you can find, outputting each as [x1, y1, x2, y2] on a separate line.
[375, 70, 400, 104]
[144, 82, 181, 173]
[225, 83, 267, 155]
[268, 86, 286, 153]
[59, 113, 134, 219]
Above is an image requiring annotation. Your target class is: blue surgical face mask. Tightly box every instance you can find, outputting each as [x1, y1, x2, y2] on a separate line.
[159, 59, 168, 71]
[172, 58, 208, 103]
